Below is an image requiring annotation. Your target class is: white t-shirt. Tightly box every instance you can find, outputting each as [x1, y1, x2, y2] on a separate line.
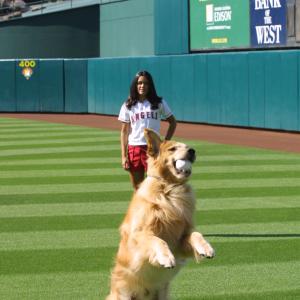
[118, 99, 173, 145]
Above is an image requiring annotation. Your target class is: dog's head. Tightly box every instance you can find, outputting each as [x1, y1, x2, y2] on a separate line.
[144, 128, 196, 183]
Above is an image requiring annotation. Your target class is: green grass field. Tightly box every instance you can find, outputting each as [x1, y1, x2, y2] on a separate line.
[0, 117, 299, 300]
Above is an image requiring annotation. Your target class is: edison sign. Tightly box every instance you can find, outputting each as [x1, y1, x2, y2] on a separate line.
[189, 0, 249, 50]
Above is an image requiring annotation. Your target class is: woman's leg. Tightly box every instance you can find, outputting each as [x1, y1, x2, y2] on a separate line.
[127, 145, 147, 190]
[129, 170, 145, 190]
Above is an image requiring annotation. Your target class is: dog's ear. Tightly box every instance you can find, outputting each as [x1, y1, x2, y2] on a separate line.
[144, 128, 161, 157]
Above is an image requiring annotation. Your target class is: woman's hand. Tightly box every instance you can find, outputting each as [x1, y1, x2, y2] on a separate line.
[165, 115, 177, 140]
[120, 122, 130, 171]
[122, 156, 130, 170]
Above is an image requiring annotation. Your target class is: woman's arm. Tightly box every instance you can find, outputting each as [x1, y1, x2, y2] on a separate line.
[164, 115, 177, 141]
[120, 122, 130, 170]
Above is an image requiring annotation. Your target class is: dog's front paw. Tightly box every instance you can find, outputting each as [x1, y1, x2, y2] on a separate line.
[156, 251, 176, 268]
[190, 232, 215, 261]
[149, 242, 176, 268]
[195, 241, 215, 259]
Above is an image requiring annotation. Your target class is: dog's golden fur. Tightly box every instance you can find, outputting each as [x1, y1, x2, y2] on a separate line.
[106, 129, 214, 300]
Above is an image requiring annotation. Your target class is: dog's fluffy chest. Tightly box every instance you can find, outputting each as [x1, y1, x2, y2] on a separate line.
[136, 178, 195, 243]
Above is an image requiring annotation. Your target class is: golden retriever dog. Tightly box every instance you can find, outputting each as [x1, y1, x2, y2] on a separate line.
[106, 129, 215, 300]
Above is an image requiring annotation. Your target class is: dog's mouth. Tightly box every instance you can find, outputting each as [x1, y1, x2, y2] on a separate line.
[173, 148, 196, 177]
[173, 159, 192, 177]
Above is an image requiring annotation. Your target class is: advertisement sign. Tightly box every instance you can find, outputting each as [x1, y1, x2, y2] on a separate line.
[189, 0, 250, 50]
[250, 0, 287, 47]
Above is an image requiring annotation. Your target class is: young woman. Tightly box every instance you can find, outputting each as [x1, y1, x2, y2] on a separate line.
[118, 70, 177, 190]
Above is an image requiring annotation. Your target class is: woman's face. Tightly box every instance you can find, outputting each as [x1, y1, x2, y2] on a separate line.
[137, 76, 149, 99]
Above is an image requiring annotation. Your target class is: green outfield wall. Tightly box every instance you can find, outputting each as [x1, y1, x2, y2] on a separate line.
[0, 50, 300, 132]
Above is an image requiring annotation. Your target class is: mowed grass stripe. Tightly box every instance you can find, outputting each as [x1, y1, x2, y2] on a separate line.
[0, 240, 299, 275]
[0, 175, 129, 185]
[0, 144, 120, 157]
[0, 130, 117, 140]
[0, 171, 300, 185]
[2, 186, 300, 205]
[1, 195, 299, 218]
[0, 151, 121, 161]
[1, 221, 299, 251]
[0, 136, 119, 147]
[0, 118, 71, 125]
[0, 207, 298, 233]
[1, 177, 300, 194]
[0, 157, 120, 166]
[0, 126, 94, 133]
[197, 195, 300, 210]
[1, 164, 300, 179]
[1, 161, 299, 172]
[1, 158, 300, 171]
[0, 271, 106, 300]
[0, 123, 73, 129]
[194, 290, 300, 300]
[0, 202, 129, 218]
[0, 269, 298, 300]
[0, 140, 119, 151]
[0, 191, 131, 205]
[172, 261, 300, 299]
[0, 118, 36, 124]
[1, 154, 299, 167]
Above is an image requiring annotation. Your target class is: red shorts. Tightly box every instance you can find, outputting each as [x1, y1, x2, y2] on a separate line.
[128, 145, 148, 172]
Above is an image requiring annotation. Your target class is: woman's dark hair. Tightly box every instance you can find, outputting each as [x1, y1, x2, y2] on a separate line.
[125, 70, 162, 110]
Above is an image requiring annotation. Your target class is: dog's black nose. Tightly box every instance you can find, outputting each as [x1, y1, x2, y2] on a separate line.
[187, 148, 196, 162]
[188, 148, 195, 156]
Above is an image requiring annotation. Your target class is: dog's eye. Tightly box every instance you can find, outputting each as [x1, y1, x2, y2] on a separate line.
[168, 147, 177, 152]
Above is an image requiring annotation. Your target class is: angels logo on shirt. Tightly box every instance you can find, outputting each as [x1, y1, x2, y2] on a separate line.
[130, 111, 158, 124]
[118, 99, 173, 145]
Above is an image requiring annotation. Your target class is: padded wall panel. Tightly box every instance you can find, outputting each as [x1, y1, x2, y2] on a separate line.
[101, 58, 130, 115]
[299, 51, 300, 131]
[39, 60, 64, 112]
[206, 54, 222, 124]
[249, 52, 265, 128]
[16, 60, 40, 112]
[280, 51, 298, 131]
[220, 53, 249, 126]
[265, 52, 284, 129]
[170, 55, 195, 121]
[0, 61, 16, 112]
[87, 59, 98, 114]
[193, 54, 208, 123]
[64, 60, 88, 113]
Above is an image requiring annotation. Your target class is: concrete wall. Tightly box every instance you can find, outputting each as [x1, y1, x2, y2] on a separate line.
[100, 0, 154, 57]
[0, 5, 100, 59]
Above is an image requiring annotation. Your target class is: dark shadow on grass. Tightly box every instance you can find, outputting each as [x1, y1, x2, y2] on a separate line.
[205, 233, 300, 238]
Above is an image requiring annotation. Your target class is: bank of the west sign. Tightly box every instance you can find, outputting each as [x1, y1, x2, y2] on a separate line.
[250, 0, 286, 47]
